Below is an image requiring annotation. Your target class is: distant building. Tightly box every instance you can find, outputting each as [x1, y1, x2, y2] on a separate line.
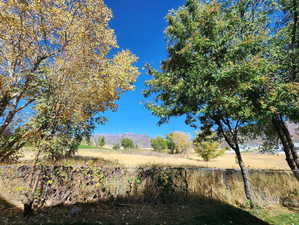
[276, 141, 299, 154]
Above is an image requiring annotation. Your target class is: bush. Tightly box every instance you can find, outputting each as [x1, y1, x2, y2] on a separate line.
[112, 144, 120, 150]
[121, 138, 134, 149]
[151, 136, 168, 152]
[194, 141, 225, 161]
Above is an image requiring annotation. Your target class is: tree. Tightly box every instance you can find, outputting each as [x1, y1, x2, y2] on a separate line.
[85, 137, 92, 146]
[144, 0, 271, 207]
[225, 0, 299, 179]
[194, 135, 225, 161]
[0, 0, 139, 161]
[166, 131, 191, 154]
[151, 136, 168, 152]
[254, 0, 299, 178]
[98, 136, 106, 148]
[121, 138, 134, 149]
[166, 135, 176, 154]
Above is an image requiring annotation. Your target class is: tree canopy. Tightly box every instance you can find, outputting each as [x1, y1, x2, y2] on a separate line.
[166, 131, 191, 154]
[0, 0, 139, 161]
[121, 138, 135, 149]
[144, 0, 277, 207]
[151, 136, 168, 152]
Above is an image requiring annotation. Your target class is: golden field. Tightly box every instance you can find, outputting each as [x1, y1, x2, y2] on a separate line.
[74, 148, 289, 170]
[17, 147, 291, 170]
[2, 148, 298, 225]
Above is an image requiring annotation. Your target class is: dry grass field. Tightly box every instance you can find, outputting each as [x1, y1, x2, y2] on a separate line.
[74, 148, 290, 170]
[2, 148, 298, 225]
[17, 147, 290, 170]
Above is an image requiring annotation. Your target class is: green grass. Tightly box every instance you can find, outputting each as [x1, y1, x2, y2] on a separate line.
[252, 209, 299, 225]
[269, 213, 299, 225]
[78, 145, 99, 149]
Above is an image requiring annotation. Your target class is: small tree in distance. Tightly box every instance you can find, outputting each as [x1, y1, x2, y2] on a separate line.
[166, 131, 192, 154]
[98, 136, 105, 148]
[121, 138, 134, 149]
[194, 140, 225, 161]
[85, 136, 91, 146]
[151, 136, 168, 152]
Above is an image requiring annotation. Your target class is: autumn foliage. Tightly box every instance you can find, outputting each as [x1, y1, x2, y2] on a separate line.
[0, 0, 139, 161]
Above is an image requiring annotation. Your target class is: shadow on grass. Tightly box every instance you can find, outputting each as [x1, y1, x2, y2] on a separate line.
[0, 193, 18, 209]
[43, 155, 119, 167]
[69, 155, 114, 164]
[0, 194, 271, 225]
[0, 193, 23, 224]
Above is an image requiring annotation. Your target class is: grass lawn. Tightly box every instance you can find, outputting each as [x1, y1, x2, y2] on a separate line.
[78, 145, 100, 149]
[252, 208, 299, 225]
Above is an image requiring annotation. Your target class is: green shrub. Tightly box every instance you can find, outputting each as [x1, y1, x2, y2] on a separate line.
[194, 141, 225, 161]
[121, 138, 134, 149]
[112, 143, 121, 150]
[151, 136, 168, 152]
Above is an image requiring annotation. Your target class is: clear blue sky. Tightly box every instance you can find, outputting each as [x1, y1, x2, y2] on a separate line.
[94, 0, 195, 138]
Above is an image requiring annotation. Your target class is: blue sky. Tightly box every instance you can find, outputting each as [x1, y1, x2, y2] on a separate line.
[94, 0, 196, 138]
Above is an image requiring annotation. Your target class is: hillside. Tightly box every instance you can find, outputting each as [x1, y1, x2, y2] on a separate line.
[92, 123, 299, 149]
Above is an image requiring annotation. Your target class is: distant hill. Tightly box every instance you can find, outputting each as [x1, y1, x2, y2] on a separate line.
[91, 123, 299, 149]
[222, 122, 299, 150]
[287, 122, 299, 140]
[92, 133, 152, 148]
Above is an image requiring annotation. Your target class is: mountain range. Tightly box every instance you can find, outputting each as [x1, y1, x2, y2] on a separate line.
[91, 123, 299, 149]
[92, 133, 152, 148]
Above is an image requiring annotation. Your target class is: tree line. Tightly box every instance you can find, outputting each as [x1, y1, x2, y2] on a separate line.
[151, 131, 225, 161]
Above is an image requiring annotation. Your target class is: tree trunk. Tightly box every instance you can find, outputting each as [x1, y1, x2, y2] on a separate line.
[272, 116, 299, 181]
[0, 94, 10, 118]
[234, 145, 255, 208]
[0, 108, 17, 135]
[217, 120, 256, 208]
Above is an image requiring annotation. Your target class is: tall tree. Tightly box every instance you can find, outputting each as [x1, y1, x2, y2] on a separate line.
[0, 0, 139, 161]
[268, 0, 299, 175]
[244, 0, 299, 178]
[144, 0, 271, 207]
